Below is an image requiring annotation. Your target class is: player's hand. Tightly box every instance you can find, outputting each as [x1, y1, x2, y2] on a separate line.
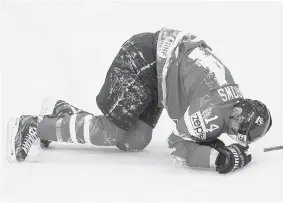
[215, 143, 252, 174]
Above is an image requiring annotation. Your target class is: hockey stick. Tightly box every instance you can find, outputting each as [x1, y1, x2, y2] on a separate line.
[263, 145, 283, 152]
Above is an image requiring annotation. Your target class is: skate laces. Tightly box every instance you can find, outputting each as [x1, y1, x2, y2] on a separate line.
[21, 126, 38, 155]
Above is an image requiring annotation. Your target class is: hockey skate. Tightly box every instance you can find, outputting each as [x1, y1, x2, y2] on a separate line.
[52, 100, 84, 116]
[7, 115, 41, 162]
[6, 99, 85, 162]
[6, 99, 52, 162]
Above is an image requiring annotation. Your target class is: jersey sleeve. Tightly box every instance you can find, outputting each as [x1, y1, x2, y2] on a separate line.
[168, 131, 219, 169]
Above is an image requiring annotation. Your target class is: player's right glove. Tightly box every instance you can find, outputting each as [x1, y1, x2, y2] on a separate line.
[215, 144, 252, 174]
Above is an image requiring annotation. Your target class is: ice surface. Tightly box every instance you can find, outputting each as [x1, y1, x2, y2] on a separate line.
[1, 1, 283, 203]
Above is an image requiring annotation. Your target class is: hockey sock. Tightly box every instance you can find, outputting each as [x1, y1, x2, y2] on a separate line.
[37, 113, 127, 146]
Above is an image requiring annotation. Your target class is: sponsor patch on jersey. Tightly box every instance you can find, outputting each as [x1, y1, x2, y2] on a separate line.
[184, 110, 207, 140]
[158, 36, 175, 58]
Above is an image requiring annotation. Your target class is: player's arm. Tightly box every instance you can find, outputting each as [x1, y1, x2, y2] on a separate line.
[168, 132, 252, 174]
[168, 132, 220, 169]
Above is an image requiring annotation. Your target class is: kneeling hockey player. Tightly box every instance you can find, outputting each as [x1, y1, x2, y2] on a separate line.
[8, 27, 272, 174]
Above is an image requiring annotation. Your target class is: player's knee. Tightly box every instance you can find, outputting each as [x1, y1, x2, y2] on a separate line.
[116, 132, 152, 151]
[116, 121, 153, 151]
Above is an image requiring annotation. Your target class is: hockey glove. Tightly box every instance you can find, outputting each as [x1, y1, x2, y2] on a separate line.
[215, 144, 252, 174]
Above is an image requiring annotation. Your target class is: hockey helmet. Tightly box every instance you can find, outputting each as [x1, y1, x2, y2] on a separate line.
[232, 99, 272, 144]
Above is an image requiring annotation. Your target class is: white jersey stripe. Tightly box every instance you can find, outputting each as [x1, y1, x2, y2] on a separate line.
[161, 31, 187, 108]
[69, 114, 78, 143]
[83, 114, 92, 144]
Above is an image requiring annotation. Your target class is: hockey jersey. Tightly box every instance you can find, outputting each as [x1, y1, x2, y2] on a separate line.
[156, 28, 244, 168]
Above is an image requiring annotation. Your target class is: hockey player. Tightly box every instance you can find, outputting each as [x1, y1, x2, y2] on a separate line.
[9, 28, 272, 174]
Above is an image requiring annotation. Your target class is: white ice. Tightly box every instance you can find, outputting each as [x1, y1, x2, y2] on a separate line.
[1, 1, 283, 203]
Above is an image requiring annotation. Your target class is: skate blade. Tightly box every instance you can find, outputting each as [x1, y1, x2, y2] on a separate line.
[6, 118, 20, 163]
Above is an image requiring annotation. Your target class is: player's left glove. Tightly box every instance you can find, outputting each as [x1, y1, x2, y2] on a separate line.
[215, 143, 252, 174]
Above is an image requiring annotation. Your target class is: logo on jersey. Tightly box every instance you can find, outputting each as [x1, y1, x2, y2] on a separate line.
[189, 111, 207, 140]
[158, 36, 175, 58]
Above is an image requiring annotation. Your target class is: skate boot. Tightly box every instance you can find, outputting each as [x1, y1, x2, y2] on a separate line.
[7, 115, 40, 162]
[39, 100, 85, 148]
[52, 100, 84, 116]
